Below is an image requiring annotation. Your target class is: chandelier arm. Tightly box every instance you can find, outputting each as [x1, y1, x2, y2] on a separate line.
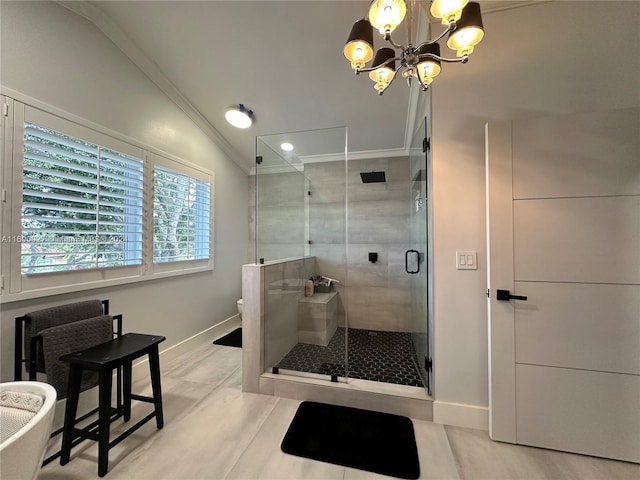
[356, 57, 403, 74]
[416, 24, 455, 50]
[384, 34, 406, 51]
[418, 53, 468, 64]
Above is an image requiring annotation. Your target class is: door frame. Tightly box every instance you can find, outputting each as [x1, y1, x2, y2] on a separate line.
[485, 121, 516, 443]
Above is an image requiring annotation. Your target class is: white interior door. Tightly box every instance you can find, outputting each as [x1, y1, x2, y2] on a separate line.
[486, 108, 640, 463]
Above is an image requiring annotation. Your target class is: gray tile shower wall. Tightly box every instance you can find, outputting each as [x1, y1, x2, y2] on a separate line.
[250, 157, 413, 333]
[305, 157, 413, 332]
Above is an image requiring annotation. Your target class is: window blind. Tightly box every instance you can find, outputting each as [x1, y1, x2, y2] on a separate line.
[22, 123, 144, 274]
[153, 165, 210, 263]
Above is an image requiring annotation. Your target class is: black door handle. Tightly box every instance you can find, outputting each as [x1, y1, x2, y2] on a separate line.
[496, 289, 527, 301]
[405, 249, 420, 274]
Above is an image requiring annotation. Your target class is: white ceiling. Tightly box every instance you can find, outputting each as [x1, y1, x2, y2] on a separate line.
[62, 1, 546, 172]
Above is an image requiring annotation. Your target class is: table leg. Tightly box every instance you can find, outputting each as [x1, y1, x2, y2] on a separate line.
[60, 364, 82, 465]
[123, 361, 132, 422]
[148, 346, 164, 429]
[98, 368, 113, 477]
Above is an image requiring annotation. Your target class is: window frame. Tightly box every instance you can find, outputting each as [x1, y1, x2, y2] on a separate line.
[0, 93, 214, 303]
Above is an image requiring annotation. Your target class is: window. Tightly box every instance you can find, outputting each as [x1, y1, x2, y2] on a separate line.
[153, 166, 210, 263]
[0, 96, 214, 301]
[22, 123, 143, 273]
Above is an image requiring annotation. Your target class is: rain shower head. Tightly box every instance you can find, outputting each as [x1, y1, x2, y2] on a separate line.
[360, 171, 386, 183]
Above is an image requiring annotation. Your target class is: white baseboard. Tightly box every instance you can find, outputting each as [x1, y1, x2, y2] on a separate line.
[433, 400, 489, 430]
[51, 314, 241, 429]
[130, 314, 241, 383]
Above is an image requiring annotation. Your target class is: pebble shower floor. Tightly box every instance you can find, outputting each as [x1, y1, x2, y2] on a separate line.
[275, 327, 424, 387]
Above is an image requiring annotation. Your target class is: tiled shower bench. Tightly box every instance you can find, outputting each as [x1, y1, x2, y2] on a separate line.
[298, 292, 338, 346]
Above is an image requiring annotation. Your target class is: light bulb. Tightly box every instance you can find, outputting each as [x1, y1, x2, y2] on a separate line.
[446, 2, 484, 57]
[344, 20, 374, 70]
[368, 47, 396, 91]
[430, 0, 469, 25]
[345, 41, 374, 69]
[368, 0, 406, 34]
[416, 43, 441, 87]
[369, 66, 394, 91]
[448, 32, 481, 56]
[417, 61, 441, 86]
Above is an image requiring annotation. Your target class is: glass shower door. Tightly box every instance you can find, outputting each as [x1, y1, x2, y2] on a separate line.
[409, 116, 432, 395]
[257, 127, 348, 383]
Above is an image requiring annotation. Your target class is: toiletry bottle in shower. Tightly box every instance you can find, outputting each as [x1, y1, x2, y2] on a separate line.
[305, 277, 314, 297]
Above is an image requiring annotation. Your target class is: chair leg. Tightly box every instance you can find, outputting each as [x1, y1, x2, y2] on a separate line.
[148, 345, 164, 429]
[60, 364, 83, 465]
[98, 368, 113, 477]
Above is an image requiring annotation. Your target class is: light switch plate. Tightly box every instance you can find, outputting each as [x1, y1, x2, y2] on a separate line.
[456, 251, 477, 270]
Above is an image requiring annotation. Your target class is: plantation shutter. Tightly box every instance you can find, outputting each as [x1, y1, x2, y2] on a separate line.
[22, 123, 144, 274]
[153, 165, 211, 263]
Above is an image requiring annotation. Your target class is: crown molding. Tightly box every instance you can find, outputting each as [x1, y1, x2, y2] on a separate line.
[55, 1, 251, 174]
[301, 147, 409, 164]
[248, 146, 410, 176]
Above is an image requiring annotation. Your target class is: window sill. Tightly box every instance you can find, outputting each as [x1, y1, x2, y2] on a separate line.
[0, 265, 213, 304]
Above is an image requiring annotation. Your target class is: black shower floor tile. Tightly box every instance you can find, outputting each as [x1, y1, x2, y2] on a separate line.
[274, 327, 424, 388]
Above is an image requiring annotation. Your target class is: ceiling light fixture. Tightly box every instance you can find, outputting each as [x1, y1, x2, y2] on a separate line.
[225, 104, 254, 129]
[280, 142, 294, 152]
[343, 0, 484, 95]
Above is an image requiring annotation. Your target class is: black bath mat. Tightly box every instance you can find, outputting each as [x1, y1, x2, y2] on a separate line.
[281, 401, 420, 479]
[212, 328, 242, 347]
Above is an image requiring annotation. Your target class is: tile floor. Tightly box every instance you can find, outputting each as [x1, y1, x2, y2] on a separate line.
[38, 336, 640, 480]
[275, 328, 424, 387]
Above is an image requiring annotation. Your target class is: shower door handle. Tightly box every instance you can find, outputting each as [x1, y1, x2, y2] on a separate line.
[405, 249, 420, 275]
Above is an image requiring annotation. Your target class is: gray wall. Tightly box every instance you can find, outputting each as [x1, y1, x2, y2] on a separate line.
[0, 1, 249, 380]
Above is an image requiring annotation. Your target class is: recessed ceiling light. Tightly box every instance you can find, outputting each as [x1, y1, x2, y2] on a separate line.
[280, 142, 294, 152]
[225, 104, 253, 129]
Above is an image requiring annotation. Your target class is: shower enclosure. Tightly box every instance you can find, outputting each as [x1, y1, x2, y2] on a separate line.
[254, 120, 432, 395]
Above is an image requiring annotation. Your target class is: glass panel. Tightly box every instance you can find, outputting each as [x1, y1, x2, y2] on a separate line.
[345, 150, 427, 389]
[255, 138, 307, 263]
[410, 116, 431, 395]
[257, 127, 348, 383]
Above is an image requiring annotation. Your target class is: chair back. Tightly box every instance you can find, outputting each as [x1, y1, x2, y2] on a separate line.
[24, 300, 105, 374]
[14, 299, 121, 398]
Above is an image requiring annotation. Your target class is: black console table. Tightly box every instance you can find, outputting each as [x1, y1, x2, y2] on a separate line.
[59, 333, 165, 477]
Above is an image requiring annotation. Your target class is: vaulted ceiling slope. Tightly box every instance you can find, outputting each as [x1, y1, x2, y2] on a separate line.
[61, 1, 549, 172]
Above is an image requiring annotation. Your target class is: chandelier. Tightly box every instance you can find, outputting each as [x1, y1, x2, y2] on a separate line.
[343, 0, 484, 94]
